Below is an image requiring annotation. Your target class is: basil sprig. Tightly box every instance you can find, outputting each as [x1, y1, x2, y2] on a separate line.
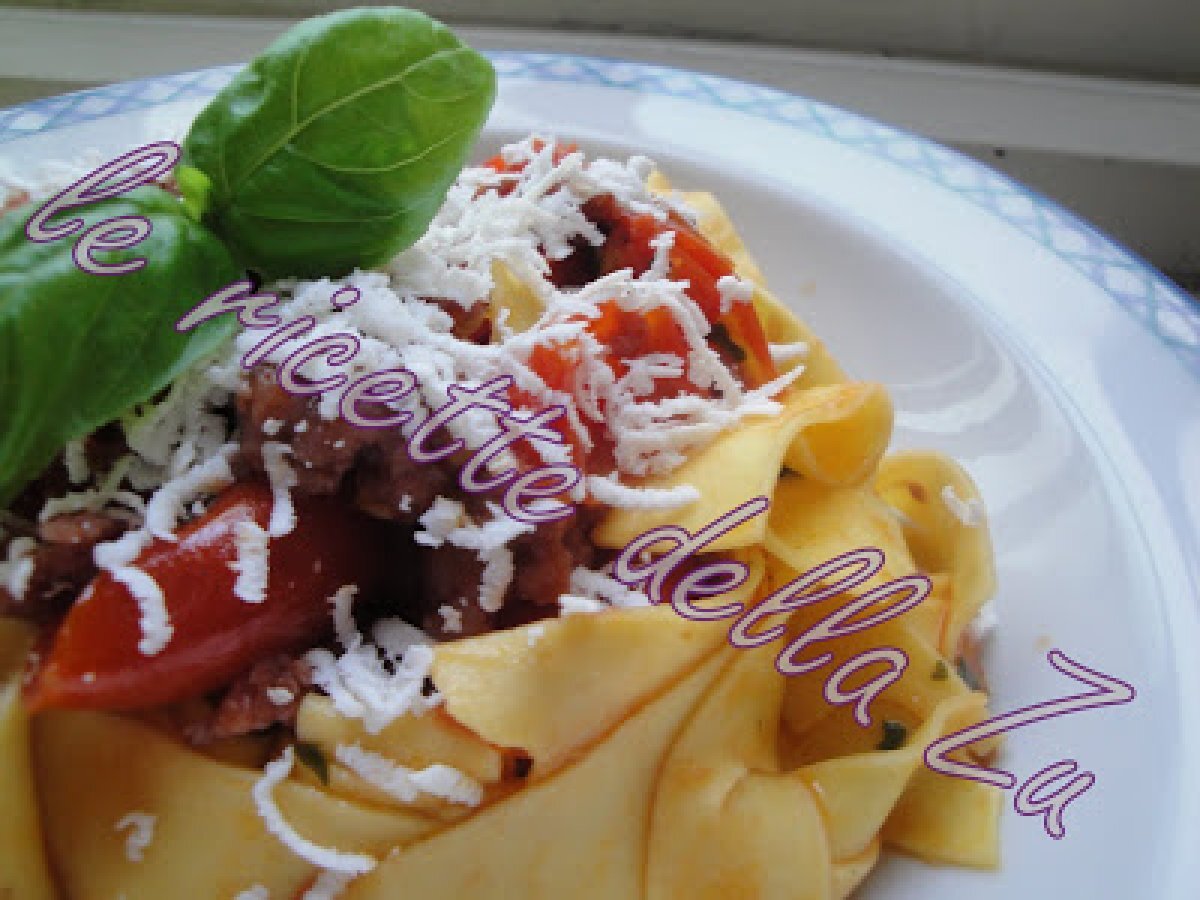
[0, 188, 241, 506]
[0, 8, 496, 504]
[179, 7, 496, 279]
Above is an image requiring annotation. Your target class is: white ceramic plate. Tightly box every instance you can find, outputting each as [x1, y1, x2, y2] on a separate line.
[2, 55, 1198, 899]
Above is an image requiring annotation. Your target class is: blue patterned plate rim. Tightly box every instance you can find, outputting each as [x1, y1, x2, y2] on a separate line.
[0, 51, 1196, 383]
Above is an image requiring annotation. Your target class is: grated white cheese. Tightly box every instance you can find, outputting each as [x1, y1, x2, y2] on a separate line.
[525, 623, 546, 647]
[0, 537, 37, 603]
[335, 743, 484, 807]
[230, 520, 270, 604]
[266, 687, 294, 706]
[303, 870, 355, 900]
[941, 484, 985, 527]
[261, 442, 298, 537]
[305, 592, 440, 734]
[398, 494, 413, 513]
[252, 746, 376, 876]
[642, 230, 676, 282]
[569, 566, 651, 609]
[93, 528, 152, 571]
[121, 369, 234, 491]
[114, 811, 155, 863]
[233, 886, 270, 900]
[477, 547, 513, 613]
[63, 438, 90, 485]
[715, 274, 755, 316]
[306, 641, 439, 735]
[413, 497, 466, 549]
[142, 443, 235, 540]
[885, 503, 919, 530]
[415, 499, 528, 614]
[585, 472, 700, 510]
[116, 567, 172, 656]
[967, 599, 999, 643]
[261, 418, 284, 436]
[93, 528, 173, 656]
[438, 604, 463, 634]
[328, 585, 360, 651]
[558, 594, 607, 616]
[768, 341, 809, 364]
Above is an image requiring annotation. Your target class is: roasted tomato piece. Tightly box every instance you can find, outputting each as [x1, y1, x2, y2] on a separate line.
[586, 194, 776, 385]
[26, 481, 388, 712]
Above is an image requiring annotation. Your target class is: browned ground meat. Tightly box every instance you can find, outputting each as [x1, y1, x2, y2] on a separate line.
[353, 441, 452, 521]
[431, 296, 492, 344]
[238, 367, 455, 524]
[416, 544, 489, 639]
[1, 512, 126, 623]
[237, 362, 611, 643]
[414, 506, 606, 639]
[196, 653, 313, 742]
[510, 508, 602, 609]
[237, 367, 375, 496]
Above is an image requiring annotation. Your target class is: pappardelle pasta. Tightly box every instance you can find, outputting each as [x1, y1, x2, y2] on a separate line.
[0, 133, 1001, 899]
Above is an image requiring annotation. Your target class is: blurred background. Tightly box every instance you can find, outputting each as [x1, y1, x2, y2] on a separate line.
[1, 0, 1197, 293]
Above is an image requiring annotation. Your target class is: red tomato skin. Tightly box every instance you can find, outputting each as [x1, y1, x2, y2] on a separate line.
[25, 482, 388, 712]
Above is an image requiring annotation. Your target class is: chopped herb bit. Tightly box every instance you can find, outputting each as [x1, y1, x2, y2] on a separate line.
[956, 656, 982, 691]
[294, 741, 328, 785]
[932, 659, 949, 681]
[709, 323, 746, 362]
[877, 720, 908, 752]
[511, 755, 533, 779]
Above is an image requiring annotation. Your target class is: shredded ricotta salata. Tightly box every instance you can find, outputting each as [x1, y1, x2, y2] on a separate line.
[305, 586, 440, 734]
[113, 811, 156, 863]
[941, 483, 985, 527]
[251, 745, 376, 876]
[334, 743, 484, 807]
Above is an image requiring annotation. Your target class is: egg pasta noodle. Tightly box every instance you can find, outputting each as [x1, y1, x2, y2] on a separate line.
[0, 157, 1001, 899]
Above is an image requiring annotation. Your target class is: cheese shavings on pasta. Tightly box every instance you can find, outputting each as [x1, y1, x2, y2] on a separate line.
[335, 743, 484, 806]
[252, 746, 376, 876]
[303, 871, 355, 900]
[942, 483, 985, 527]
[113, 811, 156, 863]
[306, 587, 440, 733]
[585, 472, 700, 509]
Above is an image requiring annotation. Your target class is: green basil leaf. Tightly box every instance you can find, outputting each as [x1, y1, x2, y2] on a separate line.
[0, 187, 241, 506]
[180, 7, 496, 279]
